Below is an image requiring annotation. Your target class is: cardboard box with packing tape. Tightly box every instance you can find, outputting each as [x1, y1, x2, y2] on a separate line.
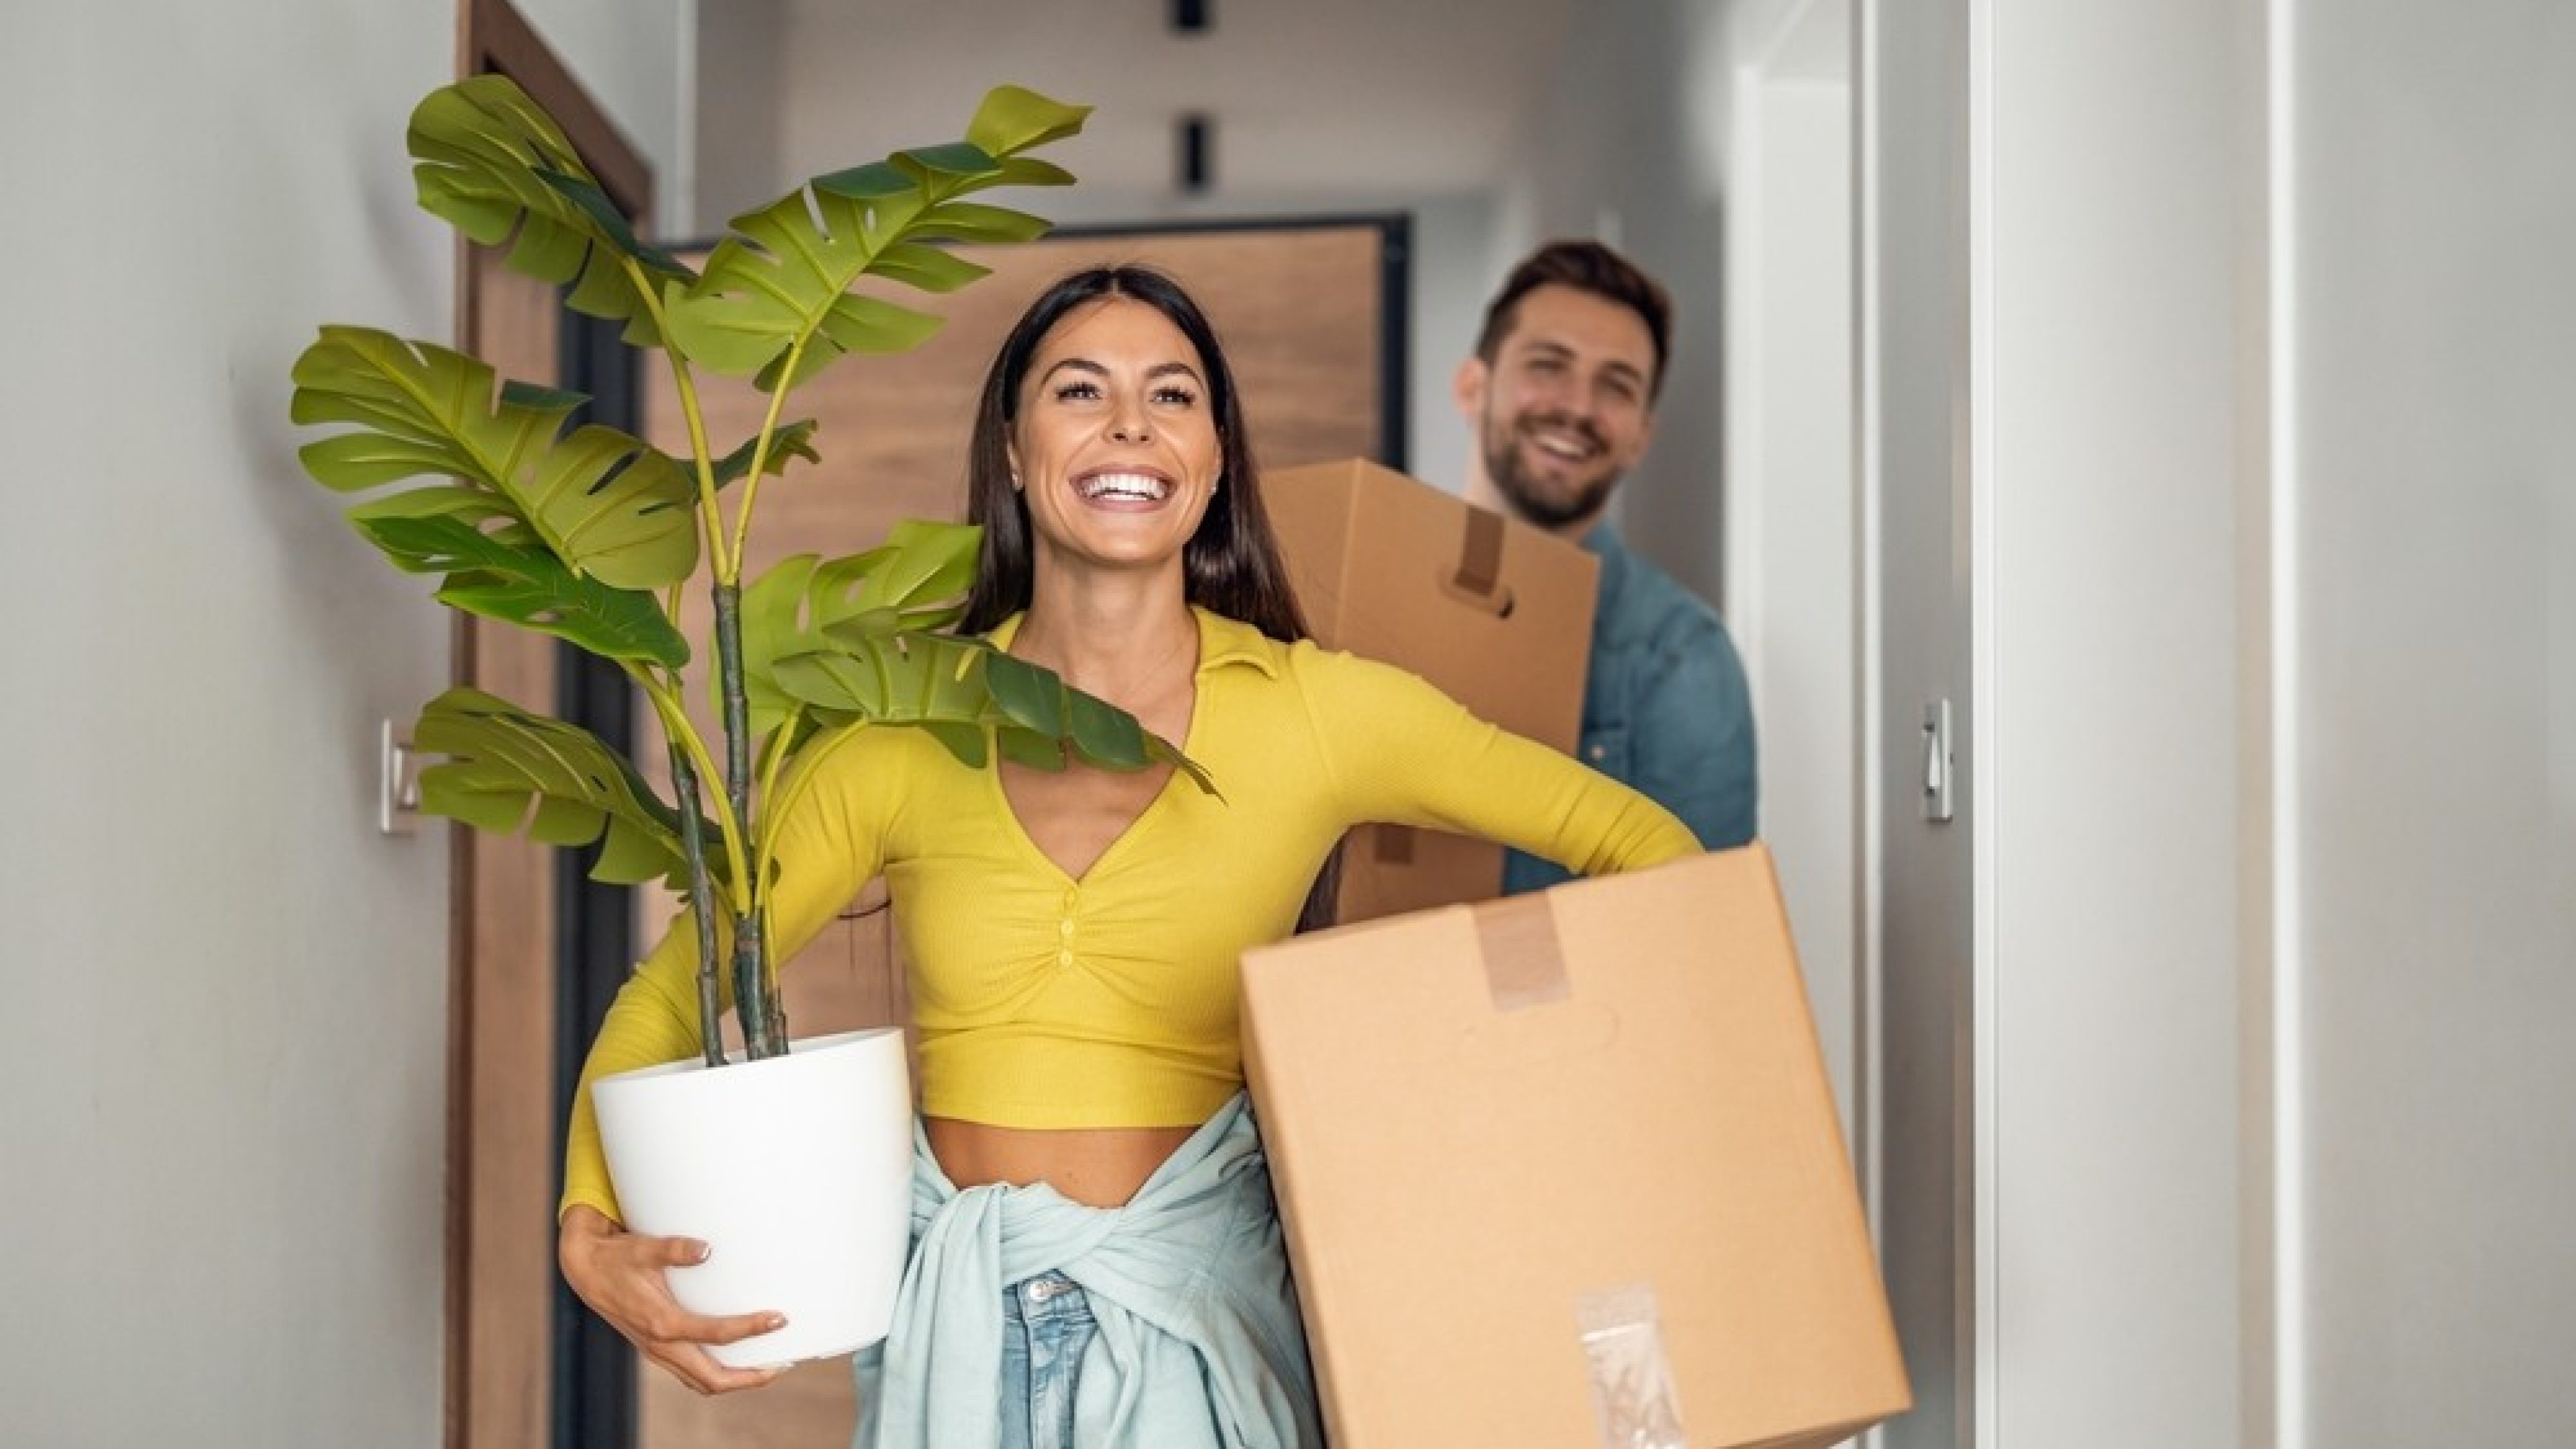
[1240, 845, 1911, 1448]
[1263, 458, 1599, 924]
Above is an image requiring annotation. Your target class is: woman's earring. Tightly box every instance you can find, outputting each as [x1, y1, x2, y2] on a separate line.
[1010, 472, 1023, 493]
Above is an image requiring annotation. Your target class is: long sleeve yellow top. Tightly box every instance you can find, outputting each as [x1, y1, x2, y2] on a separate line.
[562, 606, 1700, 1222]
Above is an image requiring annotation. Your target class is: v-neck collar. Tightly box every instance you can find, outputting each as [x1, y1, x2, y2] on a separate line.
[983, 606, 1262, 887]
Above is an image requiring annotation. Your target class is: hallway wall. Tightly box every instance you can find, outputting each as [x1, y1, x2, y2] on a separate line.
[2290, 2, 2576, 1440]
[0, 4, 690, 1444]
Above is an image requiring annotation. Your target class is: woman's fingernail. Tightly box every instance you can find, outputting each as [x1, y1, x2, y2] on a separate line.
[765, 1314, 788, 1330]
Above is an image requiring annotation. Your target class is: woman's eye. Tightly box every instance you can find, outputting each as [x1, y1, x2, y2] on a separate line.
[1152, 385, 1199, 407]
[1052, 380, 1102, 402]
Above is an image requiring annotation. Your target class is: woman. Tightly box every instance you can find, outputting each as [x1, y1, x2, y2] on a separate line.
[557, 266, 1701, 1447]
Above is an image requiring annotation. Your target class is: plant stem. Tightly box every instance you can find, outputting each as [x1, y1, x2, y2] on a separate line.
[666, 742, 727, 1069]
[626, 258, 735, 584]
[724, 337, 812, 568]
[711, 581, 782, 1058]
[749, 708, 802, 934]
[633, 674, 752, 916]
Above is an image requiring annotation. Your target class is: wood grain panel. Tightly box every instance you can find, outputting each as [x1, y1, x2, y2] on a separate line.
[456, 244, 559, 1449]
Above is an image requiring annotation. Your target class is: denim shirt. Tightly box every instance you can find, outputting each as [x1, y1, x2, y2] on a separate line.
[1503, 522, 1758, 894]
[854, 1094, 1319, 1448]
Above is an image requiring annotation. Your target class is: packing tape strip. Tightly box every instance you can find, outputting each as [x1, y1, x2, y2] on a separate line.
[1371, 824, 1416, 864]
[1576, 1283, 1688, 1449]
[1453, 506, 1506, 597]
[1472, 892, 1570, 1011]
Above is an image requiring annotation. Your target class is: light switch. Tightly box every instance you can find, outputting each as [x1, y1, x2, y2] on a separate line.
[1921, 700, 1955, 824]
[380, 718, 421, 837]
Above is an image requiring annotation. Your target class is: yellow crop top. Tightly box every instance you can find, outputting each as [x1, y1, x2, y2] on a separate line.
[561, 606, 1700, 1222]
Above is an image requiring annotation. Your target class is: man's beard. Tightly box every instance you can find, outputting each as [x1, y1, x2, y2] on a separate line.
[1481, 409, 1622, 531]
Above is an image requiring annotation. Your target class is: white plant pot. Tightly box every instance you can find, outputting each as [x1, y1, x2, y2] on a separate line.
[592, 1026, 914, 1368]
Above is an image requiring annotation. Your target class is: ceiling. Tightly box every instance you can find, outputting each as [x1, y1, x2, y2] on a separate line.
[763, 0, 1580, 218]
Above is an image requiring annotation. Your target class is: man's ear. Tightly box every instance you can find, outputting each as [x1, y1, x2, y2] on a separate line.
[1452, 355, 1490, 421]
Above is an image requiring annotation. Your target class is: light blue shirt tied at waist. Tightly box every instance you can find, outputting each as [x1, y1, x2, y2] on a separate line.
[853, 1092, 1322, 1448]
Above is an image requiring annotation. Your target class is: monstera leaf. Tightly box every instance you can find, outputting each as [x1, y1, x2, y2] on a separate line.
[414, 688, 714, 887]
[408, 75, 694, 345]
[357, 515, 688, 667]
[769, 629, 1215, 796]
[667, 85, 1089, 393]
[710, 419, 820, 491]
[734, 521, 982, 740]
[292, 326, 700, 592]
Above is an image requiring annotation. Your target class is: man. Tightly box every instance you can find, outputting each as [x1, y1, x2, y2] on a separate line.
[1454, 239, 1758, 892]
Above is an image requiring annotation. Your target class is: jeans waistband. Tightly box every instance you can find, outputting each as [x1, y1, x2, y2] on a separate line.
[1000, 1270, 1093, 1326]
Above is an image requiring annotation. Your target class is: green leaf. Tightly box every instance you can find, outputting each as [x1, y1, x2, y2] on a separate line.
[868, 241, 991, 294]
[407, 76, 692, 345]
[810, 160, 911, 200]
[734, 553, 829, 741]
[771, 633, 1213, 793]
[844, 519, 981, 614]
[344, 483, 524, 536]
[292, 327, 700, 590]
[965, 85, 1093, 156]
[910, 201, 1052, 246]
[732, 529, 969, 742]
[356, 515, 688, 667]
[665, 87, 1083, 392]
[413, 688, 707, 886]
[991, 156, 1077, 189]
[895, 142, 1001, 180]
[1065, 690, 1148, 769]
[709, 419, 820, 490]
[979, 649, 1065, 733]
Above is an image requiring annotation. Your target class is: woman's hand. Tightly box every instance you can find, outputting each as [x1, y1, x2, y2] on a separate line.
[557, 1204, 787, 1395]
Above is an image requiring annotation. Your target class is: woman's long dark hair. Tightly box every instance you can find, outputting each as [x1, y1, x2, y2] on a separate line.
[958, 264, 1340, 930]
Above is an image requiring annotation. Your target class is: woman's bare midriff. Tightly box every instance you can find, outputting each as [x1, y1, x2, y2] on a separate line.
[926, 1117, 1201, 1208]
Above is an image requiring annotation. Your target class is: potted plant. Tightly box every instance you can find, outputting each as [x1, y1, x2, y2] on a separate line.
[292, 76, 1203, 1366]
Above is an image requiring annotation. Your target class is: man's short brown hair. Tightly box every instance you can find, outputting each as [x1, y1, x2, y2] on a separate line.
[1472, 239, 1674, 402]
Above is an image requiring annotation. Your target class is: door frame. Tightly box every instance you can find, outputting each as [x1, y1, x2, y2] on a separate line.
[447, 3, 652, 1446]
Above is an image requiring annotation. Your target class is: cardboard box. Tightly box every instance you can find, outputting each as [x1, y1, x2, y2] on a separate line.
[1264, 458, 1599, 923]
[1240, 845, 1911, 1449]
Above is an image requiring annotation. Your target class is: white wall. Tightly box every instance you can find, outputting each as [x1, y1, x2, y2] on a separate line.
[1877, 1, 2576, 1446]
[1498, 0, 1736, 603]
[1727, 0, 1860, 1134]
[0, 5, 688, 1444]
[1978, 2, 2250, 1442]
[518, 0, 696, 237]
[1387, 192, 1491, 491]
[690, 0, 786, 234]
[2292, 2, 2576, 1442]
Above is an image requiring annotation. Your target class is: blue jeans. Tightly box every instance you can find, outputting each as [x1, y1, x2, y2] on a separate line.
[999, 1271, 1097, 1449]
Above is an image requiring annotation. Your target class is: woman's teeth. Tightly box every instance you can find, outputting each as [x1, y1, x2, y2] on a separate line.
[1078, 472, 1173, 502]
